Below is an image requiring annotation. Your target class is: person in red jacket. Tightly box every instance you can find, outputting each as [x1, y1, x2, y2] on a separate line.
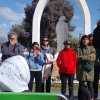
[56, 40, 77, 100]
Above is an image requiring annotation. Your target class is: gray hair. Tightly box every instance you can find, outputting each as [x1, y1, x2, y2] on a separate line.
[8, 32, 17, 39]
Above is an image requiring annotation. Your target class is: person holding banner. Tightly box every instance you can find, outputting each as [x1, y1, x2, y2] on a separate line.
[41, 36, 54, 93]
[25, 42, 44, 92]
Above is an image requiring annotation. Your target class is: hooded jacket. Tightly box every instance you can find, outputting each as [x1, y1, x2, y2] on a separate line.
[56, 48, 77, 75]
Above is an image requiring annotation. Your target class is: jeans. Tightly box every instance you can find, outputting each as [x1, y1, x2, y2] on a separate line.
[94, 49, 100, 98]
[60, 73, 74, 97]
[41, 76, 51, 92]
[28, 71, 42, 92]
[94, 65, 100, 98]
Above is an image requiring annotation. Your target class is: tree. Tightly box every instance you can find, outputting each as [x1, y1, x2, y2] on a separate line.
[11, 0, 74, 47]
[68, 33, 79, 51]
[24, 0, 74, 47]
[10, 24, 32, 47]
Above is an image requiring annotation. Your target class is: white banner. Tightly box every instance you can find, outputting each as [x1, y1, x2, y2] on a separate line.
[0, 55, 30, 92]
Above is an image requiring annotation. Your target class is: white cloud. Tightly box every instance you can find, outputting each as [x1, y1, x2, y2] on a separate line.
[0, 6, 24, 22]
[0, 5, 25, 40]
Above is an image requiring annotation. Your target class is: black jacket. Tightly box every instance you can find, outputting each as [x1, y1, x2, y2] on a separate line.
[93, 25, 100, 49]
[1, 42, 24, 61]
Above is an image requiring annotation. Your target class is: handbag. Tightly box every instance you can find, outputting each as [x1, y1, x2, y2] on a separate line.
[82, 60, 93, 72]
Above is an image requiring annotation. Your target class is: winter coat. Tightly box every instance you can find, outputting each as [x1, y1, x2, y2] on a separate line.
[1, 42, 24, 61]
[77, 46, 96, 81]
[56, 48, 77, 75]
[25, 52, 44, 71]
[93, 25, 100, 49]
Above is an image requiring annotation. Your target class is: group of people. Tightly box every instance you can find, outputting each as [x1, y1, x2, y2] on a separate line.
[0, 20, 100, 100]
[0, 32, 54, 93]
[56, 20, 100, 100]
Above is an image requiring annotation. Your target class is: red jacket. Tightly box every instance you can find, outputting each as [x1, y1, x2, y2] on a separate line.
[56, 48, 77, 75]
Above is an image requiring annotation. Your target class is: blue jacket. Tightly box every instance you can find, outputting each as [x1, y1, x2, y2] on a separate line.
[25, 52, 44, 71]
[41, 46, 53, 60]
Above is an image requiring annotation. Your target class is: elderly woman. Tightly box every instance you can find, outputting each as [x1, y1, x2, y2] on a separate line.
[77, 35, 96, 100]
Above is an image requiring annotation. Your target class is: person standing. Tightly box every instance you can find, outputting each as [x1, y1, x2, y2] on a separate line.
[1, 32, 24, 61]
[93, 20, 100, 99]
[88, 34, 93, 46]
[41, 36, 53, 92]
[25, 42, 44, 92]
[56, 40, 77, 100]
[77, 35, 96, 100]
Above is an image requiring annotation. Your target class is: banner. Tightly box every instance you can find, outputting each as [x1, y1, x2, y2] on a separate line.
[0, 55, 30, 92]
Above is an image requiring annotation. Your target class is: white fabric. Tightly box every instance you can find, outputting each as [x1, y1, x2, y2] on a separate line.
[0, 55, 30, 92]
[42, 53, 53, 79]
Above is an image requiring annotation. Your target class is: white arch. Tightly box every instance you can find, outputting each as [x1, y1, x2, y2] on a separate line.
[32, 0, 91, 44]
[32, 0, 49, 44]
[77, 0, 91, 35]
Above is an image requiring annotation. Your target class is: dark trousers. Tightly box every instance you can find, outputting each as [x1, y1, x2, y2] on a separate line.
[94, 65, 100, 98]
[94, 49, 100, 98]
[78, 81, 94, 100]
[41, 76, 51, 92]
[60, 73, 74, 97]
[28, 71, 42, 92]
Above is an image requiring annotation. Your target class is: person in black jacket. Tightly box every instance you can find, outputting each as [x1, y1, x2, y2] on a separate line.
[93, 20, 100, 49]
[1, 32, 24, 61]
[93, 20, 100, 100]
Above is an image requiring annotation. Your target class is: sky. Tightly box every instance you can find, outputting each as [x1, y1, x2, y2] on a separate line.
[70, 0, 100, 37]
[0, 0, 100, 39]
[0, 0, 31, 39]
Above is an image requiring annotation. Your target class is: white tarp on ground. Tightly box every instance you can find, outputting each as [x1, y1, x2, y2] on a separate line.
[0, 55, 30, 92]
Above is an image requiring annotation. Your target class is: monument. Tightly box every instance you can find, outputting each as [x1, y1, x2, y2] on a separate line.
[32, 0, 91, 50]
[77, 0, 91, 35]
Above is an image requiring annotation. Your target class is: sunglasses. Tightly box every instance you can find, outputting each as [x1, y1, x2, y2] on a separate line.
[43, 40, 48, 42]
